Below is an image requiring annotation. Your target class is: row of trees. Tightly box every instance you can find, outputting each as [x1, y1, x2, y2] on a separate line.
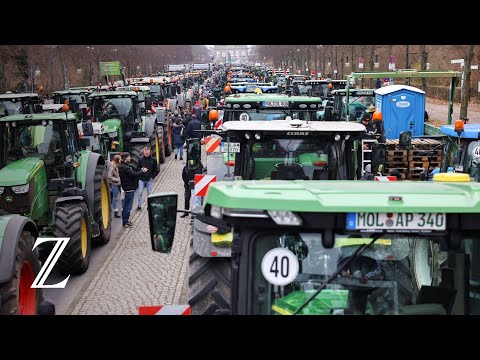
[0, 45, 203, 94]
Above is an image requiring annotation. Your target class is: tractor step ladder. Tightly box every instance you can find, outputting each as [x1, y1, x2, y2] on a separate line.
[361, 139, 377, 176]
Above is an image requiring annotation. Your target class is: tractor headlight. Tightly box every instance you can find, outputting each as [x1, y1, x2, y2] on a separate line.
[108, 131, 118, 138]
[12, 184, 29, 194]
[0, 187, 4, 195]
[267, 210, 303, 226]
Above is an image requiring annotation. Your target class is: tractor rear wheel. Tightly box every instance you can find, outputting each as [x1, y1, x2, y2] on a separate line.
[0, 230, 42, 315]
[130, 143, 145, 170]
[382, 238, 447, 307]
[188, 242, 231, 315]
[93, 163, 111, 245]
[54, 202, 91, 275]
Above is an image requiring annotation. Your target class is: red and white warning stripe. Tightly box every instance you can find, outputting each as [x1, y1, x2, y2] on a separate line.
[150, 102, 157, 113]
[205, 136, 221, 153]
[138, 305, 191, 315]
[214, 119, 223, 129]
[194, 174, 216, 197]
[375, 176, 397, 181]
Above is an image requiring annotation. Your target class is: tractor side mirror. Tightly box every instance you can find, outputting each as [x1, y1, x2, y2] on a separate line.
[187, 138, 201, 166]
[399, 131, 412, 150]
[147, 193, 178, 254]
[82, 120, 94, 136]
[34, 104, 43, 114]
[69, 99, 78, 113]
[371, 142, 387, 174]
[145, 97, 153, 111]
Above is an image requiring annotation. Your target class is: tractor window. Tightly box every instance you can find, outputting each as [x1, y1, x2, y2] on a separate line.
[65, 123, 79, 155]
[227, 110, 322, 122]
[251, 232, 480, 315]
[55, 94, 85, 105]
[341, 95, 375, 122]
[246, 138, 333, 180]
[1, 123, 63, 165]
[93, 97, 134, 122]
[466, 141, 480, 181]
[0, 100, 22, 116]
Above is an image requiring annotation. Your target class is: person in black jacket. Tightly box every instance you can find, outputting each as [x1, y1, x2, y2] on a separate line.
[119, 152, 147, 227]
[136, 146, 159, 211]
[181, 159, 204, 217]
[185, 114, 201, 140]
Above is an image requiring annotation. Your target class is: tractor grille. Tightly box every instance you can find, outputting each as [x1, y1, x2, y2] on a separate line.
[0, 185, 32, 214]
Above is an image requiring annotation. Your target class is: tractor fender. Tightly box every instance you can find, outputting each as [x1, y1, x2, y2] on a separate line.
[143, 115, 156, 138]
[0, 215, 38, 283]
[130, 137, 150, 144]
[81, 152, 104, 219]
[192, 217, 232, 258]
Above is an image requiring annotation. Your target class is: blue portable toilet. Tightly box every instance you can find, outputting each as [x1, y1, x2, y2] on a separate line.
[374, 85, 425, 139]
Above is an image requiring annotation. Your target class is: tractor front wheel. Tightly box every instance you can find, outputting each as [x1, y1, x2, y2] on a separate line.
[0, 230, 42, 315]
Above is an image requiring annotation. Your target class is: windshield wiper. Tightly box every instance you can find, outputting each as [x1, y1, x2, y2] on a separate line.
[292, 234, 382, 315]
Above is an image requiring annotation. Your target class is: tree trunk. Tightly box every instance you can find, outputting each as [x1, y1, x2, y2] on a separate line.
[420, 45, 427, 91]
[460, 45, 474, 119]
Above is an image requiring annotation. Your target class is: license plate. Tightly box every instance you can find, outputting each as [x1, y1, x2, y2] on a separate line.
[262, 101, 289, 107]
[346, 213, 446, 231]
[221, 142, 240, 153]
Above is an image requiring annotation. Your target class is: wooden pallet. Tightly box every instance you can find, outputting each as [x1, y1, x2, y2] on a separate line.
[409, 161, 441, 168]
[387, 150, 407, 156]
[410, 149, 443, 156]
[387, 155, 408, 161]
[408, 155, 442, 162]
[386, 138, 443, 151]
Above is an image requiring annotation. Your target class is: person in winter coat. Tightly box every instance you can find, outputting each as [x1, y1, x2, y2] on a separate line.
[185, 114, 201, 140]
[191, 101, 203, 119]
[172, 118, 185, 160]
[136, 146, 159, 211]
[118, 152, 147, 227]
[108, 154, 122, 218]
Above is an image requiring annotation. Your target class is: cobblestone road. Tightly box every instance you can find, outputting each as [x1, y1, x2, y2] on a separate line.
[70, 152, 191, 315]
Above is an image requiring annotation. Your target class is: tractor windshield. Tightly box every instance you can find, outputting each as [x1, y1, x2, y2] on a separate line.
[225, 109, 322, 122]
[0, 100, 33, 117]
[92, 97, 134, 122]
[54, 94, 86, 105]
[0, 122, 63, 166]
[244, 137, 346, 180]
[251, 232, 480, 315]
[340, 95, 375, 121]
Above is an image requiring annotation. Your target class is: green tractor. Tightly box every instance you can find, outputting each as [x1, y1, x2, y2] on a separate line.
[147, 174, 480, 315]
[0, 113, 112, 276]
[88, 90, 162, 169]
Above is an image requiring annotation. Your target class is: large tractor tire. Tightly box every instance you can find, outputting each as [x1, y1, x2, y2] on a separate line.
[382, 239, 447, 307]
[0, 230, 42, 315]
[164, 121, 172, 157]
[54, 202, 91, 275]
[150, 129, 163, 171]
[93, 163, 112, 245]
[188, 241, 231, 315]
[130, 143, 146, 170]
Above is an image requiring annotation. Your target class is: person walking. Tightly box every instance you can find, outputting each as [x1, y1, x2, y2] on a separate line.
[118, 152, 147, 227]
[185, 113, 201, 140]
[108, 154, 122, 218]
[136, 146, 159, 211]
[172, 118, 185, 160]
[181, 159, 204, 218]
[192, 100, 203, 119]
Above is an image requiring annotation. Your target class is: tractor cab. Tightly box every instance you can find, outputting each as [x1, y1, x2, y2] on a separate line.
[440, 123, 480, 181]
[204, 119, 365, 182]
[230, 82, 279, 94]
[325, 89, 376, 122]
[296, 79, 348, 97]
[0, 93, 42, 118]
[53, 89, 92, 121]
[0, 113, 83, 216]
[222, 94, 325, 123]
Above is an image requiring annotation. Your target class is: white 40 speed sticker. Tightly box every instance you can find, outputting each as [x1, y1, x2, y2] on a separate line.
[261, 248, 299, 286]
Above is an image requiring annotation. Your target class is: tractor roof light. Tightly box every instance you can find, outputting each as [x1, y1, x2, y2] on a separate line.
[267, 210, 303, 226]
[210, 206, 223, 219]
[11, 121, 16, 128]
[255, 132, 262, 140]
[245, 132, 251, 140]
[454, 119, 464, 133]
[334, 134, 341, 141]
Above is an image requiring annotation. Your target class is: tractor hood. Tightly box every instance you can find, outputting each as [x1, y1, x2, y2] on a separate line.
[101, 118, 122, 133]
[0, 157, 44, 186]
